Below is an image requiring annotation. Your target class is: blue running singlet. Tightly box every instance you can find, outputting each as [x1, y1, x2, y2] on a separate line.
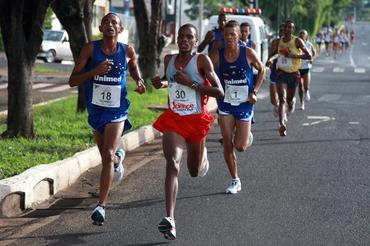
[217, 46, 255, 121]
[84, 41, 132, 133]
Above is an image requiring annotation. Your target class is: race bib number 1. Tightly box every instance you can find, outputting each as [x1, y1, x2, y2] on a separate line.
[224, 85, 249, 106]
[92, 83, 121, 108]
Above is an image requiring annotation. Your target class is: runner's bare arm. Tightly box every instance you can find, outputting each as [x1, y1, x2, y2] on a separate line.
[196, 54, 224, 99]
[266, 39, 279, 67]
[126, 44, 146, 94]
[69, 42, 112, 87]
[151, 54, 171, 89]
[246, 48, 266, 94]
[293, 38, 312, 60]
[197, 31, 214, 53]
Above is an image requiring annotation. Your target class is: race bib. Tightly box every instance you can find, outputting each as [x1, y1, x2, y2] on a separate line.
[277, 55, 293, 69]
[168, 82, 197, 115]
[92, 83, 121, 108]
[224, 84, 249, 106]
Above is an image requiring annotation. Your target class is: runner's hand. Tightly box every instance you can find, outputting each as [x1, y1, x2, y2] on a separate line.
[248, 93, 257, 104]
[174, 69, 191, 87]
[151, 76, 163, 89]
[95, 60, 113, 75]
[135, 79, 146, 94]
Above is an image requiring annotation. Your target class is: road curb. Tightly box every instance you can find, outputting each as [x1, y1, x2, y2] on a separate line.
[0, 98, 217, 217]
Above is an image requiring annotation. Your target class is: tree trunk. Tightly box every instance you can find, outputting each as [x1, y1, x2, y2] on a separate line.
[133, 0, 163, 80]
[0, 0, 50, 138]
[52, 0, 94, 112]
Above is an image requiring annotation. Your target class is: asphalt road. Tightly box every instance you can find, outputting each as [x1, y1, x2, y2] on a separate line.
[1, 22, 370, 245]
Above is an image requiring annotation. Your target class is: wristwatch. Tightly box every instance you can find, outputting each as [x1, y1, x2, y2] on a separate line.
[252, 89, 258, 95]
[191, 81, 200, 89]
[136, 78, 144, 85]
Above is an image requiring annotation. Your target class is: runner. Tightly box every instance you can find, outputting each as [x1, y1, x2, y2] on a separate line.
[152, 24, 224, 240]
[324, 28, 331, 56]
[68, 13, 146, 226]
[197, 13, 227, 54]
[266, 23, 285, 117]
[240, 22, 256, 49]
[315, 31, 322, 55]
[210, 20, 265, 194]
[274, 20, 312, 136]
[298, 29, 316, 110]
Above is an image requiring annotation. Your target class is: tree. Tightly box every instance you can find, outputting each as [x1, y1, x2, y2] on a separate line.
[133, 0, 165, 80]
[0, 0, 51, 138]
[51, 0, 95, 112]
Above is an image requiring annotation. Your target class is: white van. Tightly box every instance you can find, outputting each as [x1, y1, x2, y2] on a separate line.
[204, 11, 268, 63]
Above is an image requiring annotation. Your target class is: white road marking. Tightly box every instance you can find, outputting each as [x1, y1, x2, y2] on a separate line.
[303, 115, 336, 126]
[333, 67, 344, 73]
[33, 83, 54, 89]
[312, 67, 325, 73]
[368, 57, 370, 60]
[317, 94, 341, 102]
[39, 84, 71, 93]
[349, 122, 359, 125]
[349, 45, 356, 67]
[354, 68, 366, 73]
[362, 42, 367, 46]
[257, 90, 269, 100]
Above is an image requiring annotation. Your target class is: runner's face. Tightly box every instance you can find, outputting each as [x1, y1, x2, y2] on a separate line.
[285, 23, 295, 36]
[240, 26, 250, 41]
[100, 14, 122, 37]
[177, 27, 197, 52]
[224, 27, 239, 48]
[218, 15, 227, 29]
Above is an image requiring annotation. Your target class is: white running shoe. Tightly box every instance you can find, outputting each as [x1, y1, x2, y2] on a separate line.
[247, 132, 253, 147]
[113, 148, 125, 183]
[199, 147, 209, 177]
[225, 178, 241, 194]
[305, 90, 311, 101]
[158, 217, 176, 240]
[91, 205, 105, 226]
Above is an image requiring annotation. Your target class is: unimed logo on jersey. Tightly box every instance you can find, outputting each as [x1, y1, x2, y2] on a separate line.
[172, 101, 195, 111]
[94, 75, 121, 83]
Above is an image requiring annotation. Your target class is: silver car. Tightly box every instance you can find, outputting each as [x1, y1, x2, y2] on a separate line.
[37, 30, 73, 63]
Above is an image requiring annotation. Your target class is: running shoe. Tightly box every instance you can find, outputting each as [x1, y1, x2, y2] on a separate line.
[158, 217, 176, 240]
[225, 178, 241, 194]
[279, 124, 287, 137]
[113, 148, 125, 183]
[300, 102, 305, 111]
[305, 90, 311, 101]
[287, 97, 296, 115]
[247, 132, 253, 147]
[199, 147, 209, 177]
[91, 205, 105, 226]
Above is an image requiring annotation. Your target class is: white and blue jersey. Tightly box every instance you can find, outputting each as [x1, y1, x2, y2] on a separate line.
[217, 46, 255, 121]
[84, 40, 132, 133]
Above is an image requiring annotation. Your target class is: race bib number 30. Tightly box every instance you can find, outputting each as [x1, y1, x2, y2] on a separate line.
[168, 83, 197, 115]
[92, 83, 121, 108]
[224, 84, 249, 106]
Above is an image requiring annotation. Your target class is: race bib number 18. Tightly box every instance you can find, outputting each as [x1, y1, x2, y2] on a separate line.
[92, 83, 121, 108]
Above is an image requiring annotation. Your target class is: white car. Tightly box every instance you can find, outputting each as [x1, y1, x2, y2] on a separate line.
[37, 30, 73, 63]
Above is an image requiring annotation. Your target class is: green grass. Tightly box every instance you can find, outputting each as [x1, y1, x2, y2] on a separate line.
[0, 82, 167, 179]
[33, 65, 67, 74]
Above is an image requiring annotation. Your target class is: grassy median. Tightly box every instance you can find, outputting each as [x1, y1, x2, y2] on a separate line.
[0, 81, 167, 180]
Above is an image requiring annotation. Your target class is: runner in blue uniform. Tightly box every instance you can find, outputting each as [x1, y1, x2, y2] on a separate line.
[240, 22, 256, 49]
[198, 13, 227, 54]
[210, 20, 265, 194]
[68, 13, 146, 225]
